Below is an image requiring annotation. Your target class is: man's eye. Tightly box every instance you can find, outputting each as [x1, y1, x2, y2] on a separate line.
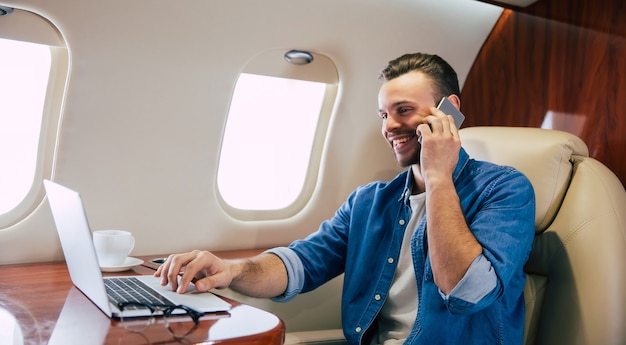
[379, 113, 388, 120]
[398, 107, 411, 114]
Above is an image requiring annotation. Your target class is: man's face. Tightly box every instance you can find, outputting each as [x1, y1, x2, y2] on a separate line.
[378, 71, 437, 167]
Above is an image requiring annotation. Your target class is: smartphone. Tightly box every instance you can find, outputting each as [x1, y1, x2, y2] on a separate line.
[436, 96, 465, 128]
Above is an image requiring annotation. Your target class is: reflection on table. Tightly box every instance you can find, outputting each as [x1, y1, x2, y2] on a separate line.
[0, 306, 23, 345]
[49, 287, 283, 344]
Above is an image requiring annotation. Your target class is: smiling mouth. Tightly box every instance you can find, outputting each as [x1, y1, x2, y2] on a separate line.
[393, 136, 414, 147]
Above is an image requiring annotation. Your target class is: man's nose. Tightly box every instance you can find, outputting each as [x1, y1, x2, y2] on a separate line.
[384, 114, 401, 133]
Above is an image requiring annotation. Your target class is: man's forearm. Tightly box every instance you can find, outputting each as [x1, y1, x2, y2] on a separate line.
[426, 180, 482, 294]
[228, 253, 289, 298]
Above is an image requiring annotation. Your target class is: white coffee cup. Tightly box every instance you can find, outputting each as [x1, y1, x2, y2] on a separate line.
[93, 230, 135, 267]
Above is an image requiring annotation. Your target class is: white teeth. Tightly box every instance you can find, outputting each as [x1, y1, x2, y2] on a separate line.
[393, 137, 410, 146]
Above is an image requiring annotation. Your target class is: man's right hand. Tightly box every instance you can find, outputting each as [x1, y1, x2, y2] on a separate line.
[154, 250, 235, 294]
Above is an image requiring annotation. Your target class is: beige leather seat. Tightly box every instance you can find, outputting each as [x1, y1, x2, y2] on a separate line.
[460, 126, 626, 345]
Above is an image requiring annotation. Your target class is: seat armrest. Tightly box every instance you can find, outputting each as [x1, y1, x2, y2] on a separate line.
[284, 329, 347, 345]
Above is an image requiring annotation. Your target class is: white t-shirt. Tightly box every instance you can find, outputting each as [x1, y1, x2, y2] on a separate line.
[371, 193, 425, 345]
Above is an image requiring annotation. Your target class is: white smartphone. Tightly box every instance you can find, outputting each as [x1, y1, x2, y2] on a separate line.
[436, 96, 465, 128]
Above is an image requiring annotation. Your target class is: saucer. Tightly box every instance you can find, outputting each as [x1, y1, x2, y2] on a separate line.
[100, 257, 144, 273]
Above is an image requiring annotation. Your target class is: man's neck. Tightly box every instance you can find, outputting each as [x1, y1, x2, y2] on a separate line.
[410, 165, 426, 195]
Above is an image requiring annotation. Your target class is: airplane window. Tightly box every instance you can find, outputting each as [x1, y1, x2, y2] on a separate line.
[217, 50, 338, 219]
[218, 73, 325, 210]
[0, 38, 50, 214]
[0, 8, 67, 228]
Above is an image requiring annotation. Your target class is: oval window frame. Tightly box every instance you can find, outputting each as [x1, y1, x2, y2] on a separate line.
[216, 49, 339, 221]
[0, 8, 68, 229]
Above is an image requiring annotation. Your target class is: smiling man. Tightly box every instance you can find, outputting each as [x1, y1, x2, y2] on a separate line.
[156, 52, 536, 345]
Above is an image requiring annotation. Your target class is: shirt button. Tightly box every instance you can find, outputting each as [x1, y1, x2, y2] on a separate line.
[374, 294, 381, 301]
[387, 257, 394, 264]
[399, 219, 406, 226]
[355, 327, 362, 333]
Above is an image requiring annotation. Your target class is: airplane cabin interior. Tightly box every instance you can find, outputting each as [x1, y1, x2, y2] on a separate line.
[0, 0, 624, 344]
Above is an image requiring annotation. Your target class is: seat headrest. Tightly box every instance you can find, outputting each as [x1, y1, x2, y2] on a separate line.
[459, 127, 589, 232]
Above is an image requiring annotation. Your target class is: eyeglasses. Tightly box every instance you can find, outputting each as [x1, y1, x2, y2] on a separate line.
[117, 301, 203, 340]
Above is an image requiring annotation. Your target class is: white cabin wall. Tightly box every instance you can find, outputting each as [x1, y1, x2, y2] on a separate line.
[0, 0, 503, 264]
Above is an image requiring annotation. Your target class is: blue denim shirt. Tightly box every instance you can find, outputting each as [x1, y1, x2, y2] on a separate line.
[269, 148, 535, 345]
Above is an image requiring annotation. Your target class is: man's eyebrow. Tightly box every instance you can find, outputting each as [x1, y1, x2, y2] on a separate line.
[380, 101, 412, 112]
[392, 100, 412, 107]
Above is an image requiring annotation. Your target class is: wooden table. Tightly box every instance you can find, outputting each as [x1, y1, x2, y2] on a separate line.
[0, 250, 284, 344]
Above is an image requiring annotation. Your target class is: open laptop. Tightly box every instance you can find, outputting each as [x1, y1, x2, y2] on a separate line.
[43, 179, 232, 319]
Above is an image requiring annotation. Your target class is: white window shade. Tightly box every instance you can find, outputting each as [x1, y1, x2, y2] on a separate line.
[0, 38, 50, 214]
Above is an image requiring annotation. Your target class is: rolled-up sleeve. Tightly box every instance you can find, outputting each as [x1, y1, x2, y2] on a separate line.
[439, 254, 499, 310]
[265, 247, 305, 302]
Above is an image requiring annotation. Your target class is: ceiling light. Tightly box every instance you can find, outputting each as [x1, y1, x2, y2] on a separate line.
[284, 50, 314, 65]
[0, 6, 14, 16]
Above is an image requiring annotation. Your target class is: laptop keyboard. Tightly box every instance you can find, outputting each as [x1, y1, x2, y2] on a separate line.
[104, 277, 174, 310]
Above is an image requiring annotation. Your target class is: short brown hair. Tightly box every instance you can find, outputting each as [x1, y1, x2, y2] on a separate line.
[379, 53, 461, 102]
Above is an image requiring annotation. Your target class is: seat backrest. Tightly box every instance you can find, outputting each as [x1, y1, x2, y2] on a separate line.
[460, 126, 626, 345]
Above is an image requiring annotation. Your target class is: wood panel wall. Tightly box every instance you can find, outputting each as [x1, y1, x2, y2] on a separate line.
[462, 0, 626, 187]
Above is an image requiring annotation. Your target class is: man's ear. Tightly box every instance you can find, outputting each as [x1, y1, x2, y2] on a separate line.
[447, 94, 461, 110]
